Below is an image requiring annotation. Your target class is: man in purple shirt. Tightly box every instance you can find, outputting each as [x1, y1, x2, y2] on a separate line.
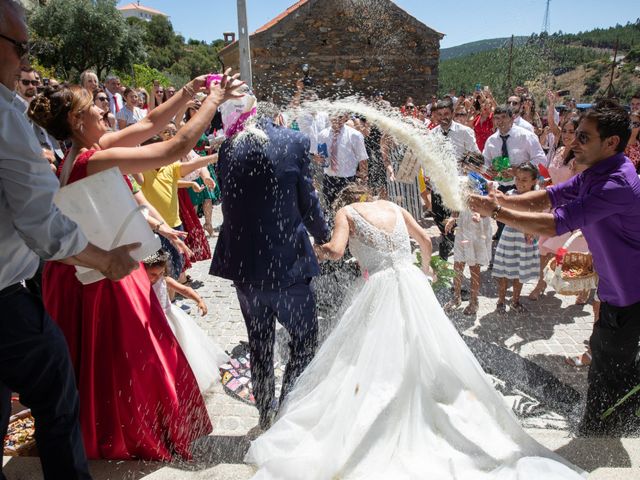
[470, 100, 640, 436]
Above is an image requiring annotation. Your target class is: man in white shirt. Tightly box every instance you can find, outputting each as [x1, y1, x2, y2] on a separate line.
[483, 104, 546, 188]
[508, 95, 535, 133]
[0, 2, 138, 478]
[433, 99, 481, 160]
[104, 74, 124, 117]
[483, 104, 546, 241]
[317, 113, 368, 209]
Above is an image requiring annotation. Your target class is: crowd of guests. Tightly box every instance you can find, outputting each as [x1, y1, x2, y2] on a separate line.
[5, 42, 243, 470]
[286, 80, 640, 365]
[2, 0, 640, 474]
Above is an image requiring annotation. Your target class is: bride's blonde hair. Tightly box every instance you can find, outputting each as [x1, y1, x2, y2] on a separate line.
[333, 184, 372, 211]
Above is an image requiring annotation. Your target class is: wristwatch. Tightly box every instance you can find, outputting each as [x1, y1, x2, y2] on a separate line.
[152, 221, 165, 234]
[490, 205, 502, 220]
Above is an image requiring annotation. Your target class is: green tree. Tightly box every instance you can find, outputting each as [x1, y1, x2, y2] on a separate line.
[29, 0, 144, 80]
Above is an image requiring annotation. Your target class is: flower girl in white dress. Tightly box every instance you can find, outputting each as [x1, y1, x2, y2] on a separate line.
[143, 251, 228, 392]
[245, 185, 585, 480]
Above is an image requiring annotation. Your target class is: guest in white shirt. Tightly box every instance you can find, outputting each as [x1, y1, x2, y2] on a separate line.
[483, 104, 546, 188]
[483, 104, 546, 242]
[432, 99, 481, 161]
[507, 95, 535, 133]
[317, 113, 368, 209]
[116, 87, 147, 130]
[104, 74, 124, 117]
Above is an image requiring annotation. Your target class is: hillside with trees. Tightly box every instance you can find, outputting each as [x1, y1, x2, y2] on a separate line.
[439, 21, 640, 102]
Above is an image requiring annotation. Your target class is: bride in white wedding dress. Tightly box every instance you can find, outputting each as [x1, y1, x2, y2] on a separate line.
[245, 187, 586, 480]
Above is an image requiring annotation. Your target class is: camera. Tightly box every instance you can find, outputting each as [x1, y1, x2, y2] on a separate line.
[301, 64, 313, 87]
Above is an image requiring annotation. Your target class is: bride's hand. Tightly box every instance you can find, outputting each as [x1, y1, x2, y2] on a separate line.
[423, 265, 437, 284]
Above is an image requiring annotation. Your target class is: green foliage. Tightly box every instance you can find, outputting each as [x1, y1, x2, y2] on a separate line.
[28, 0, 144, 80]
[439, 37, 608, 100]
[441, 36, 528, 61]
[114, 64, 170, 93]
[560, 20, 640, 50]
[27, 1, 224, 87]
[414, 251, 457, 291]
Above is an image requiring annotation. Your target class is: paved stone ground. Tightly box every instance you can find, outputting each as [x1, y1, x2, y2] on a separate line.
[4, 206, 639, 479]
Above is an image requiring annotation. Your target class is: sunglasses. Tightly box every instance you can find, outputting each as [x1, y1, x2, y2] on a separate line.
[576, 131, 590, 145]
[20, 79, 39, 87]
[0, 33, 29, 59]
[96, 96, 108, 102]
[631, 122, 640, 128]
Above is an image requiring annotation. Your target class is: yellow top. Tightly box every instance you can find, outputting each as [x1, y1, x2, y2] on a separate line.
[141, 162, 182, 228]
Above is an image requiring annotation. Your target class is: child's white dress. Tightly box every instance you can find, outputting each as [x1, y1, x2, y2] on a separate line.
[152, 278, 228, 392]
[453, 208, 493, 266]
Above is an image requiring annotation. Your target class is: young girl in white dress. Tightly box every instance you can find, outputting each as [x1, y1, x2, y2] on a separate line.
[143, 251, 228, 392]
[444, 174, 494, 315]
[245, 184, 584, 480]
[492, 163, 541, 313]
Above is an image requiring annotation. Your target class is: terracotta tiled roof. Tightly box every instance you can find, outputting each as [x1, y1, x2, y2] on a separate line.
[117, 2, 168, 17]
[253, 0, 309, 35]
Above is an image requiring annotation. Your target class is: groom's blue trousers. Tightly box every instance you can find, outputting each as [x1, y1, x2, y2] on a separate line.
[235, 280, 318, 428]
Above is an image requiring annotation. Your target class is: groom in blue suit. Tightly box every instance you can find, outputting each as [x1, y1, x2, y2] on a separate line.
[211, 113, 330, 429]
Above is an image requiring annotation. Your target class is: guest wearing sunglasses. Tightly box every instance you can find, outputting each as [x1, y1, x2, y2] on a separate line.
[15, 66, 39, 107]
[470, 100, 640, 437]
[507, 94, 535, 133]
[93, 89, 116, 130]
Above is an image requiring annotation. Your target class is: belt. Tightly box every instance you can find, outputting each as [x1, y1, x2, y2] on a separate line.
[0, 282, 26, 298]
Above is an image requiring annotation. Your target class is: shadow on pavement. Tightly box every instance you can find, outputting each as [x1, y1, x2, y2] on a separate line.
[2, 456, 164, 480]
[464, 336, 582, 421]
[174, 435, 251, 470]
[472, 297, 590, 355]
[555, 436, 632, 471]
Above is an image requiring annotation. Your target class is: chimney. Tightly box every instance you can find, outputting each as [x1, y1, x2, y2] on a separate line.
[223, 32, 236, 45]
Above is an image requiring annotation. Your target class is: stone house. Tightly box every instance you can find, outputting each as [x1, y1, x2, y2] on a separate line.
[218, 0, 443, 105]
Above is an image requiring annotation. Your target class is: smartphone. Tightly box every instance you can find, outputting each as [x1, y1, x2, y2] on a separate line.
[556, 89, 570, 97]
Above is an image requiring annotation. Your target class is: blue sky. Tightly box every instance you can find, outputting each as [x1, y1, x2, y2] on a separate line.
[121, 0, 639, 49]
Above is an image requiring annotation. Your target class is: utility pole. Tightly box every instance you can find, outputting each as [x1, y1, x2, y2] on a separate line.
[237, 0, 253, 89]
[604, 38, 619, 99]
[506, 35, 514, 94]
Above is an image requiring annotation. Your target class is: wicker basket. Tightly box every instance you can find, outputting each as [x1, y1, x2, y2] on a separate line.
[3, 409, 36, 456]
[543, 231, 598, 295]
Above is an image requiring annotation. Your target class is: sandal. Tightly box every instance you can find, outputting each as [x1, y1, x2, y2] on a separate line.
[565, 351, 592, 367]
[463, 302, 478, 315]
[495, 302, 507, 314]
[179, 274, 193, 285]
[528, 282, 546, 301]
[444, 299, 462, 312]
[575, 291, 590, 305]
[203, 223, 215, 237]
[511, 301, 527, 313]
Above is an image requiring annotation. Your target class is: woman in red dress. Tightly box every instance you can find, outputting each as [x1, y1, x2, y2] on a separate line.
[28, 71, 243, 460]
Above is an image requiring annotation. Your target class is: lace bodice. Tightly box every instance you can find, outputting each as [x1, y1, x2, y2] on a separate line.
[346, 204, 413, 275]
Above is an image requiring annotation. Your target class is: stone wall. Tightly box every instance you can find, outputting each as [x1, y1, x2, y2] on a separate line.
[219, 0, 441, 106]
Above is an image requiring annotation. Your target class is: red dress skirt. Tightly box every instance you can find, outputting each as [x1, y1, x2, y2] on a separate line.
[178, 188, 211, 270]
[43, 150, 212, 460]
